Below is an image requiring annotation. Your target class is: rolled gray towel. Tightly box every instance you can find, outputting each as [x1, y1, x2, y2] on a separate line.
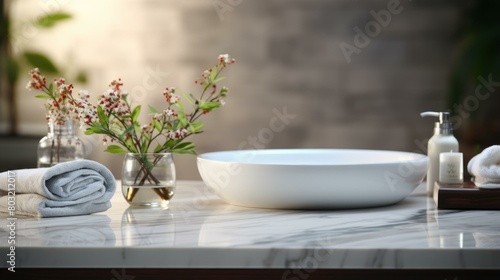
[0, 160, 116, 217]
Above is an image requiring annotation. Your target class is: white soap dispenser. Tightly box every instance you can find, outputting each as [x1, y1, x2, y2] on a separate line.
[420, 111, 459, 196]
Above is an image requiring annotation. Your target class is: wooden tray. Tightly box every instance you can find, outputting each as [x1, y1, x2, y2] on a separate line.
[433, 182, 500, 210]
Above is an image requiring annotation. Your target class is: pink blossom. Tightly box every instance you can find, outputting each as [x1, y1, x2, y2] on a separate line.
[176, 128, 188, 139]
[79, 90, 90, 100]
[166, 130, 176, 140]
[153, 113, 163, 121]
[26, 68, 47, 90]
[218, 54, 235, 65]
[163, 108, 176, 117]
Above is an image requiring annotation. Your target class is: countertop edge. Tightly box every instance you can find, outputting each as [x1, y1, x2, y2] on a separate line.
[3, 247, 500, 269]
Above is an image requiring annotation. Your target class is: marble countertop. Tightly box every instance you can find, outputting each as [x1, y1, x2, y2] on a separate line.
[1, 180, 500, 269]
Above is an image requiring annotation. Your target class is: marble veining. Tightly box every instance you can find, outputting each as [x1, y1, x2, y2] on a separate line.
[1, 181, 500, 269]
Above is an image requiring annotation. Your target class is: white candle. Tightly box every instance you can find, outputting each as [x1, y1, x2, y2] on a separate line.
[439, 151, 463, 184]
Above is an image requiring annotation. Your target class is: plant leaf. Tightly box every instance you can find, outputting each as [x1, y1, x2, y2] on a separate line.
[131, 105, 141, 121]
[48, 83, 54, 95]
[120, 125, 135, 138]
[148, 104, 158, 113]
[84, 126, 106, 135]
[177, 110, 187, 127]
[34, 94, 51, 99]
[180, 90, 195, 105]
[104, 144, 127, 154]
[209, 68, 217, 80]
[162, 139, 181, 149]
[173, 141, 195, 150]
[125, 138, 138, 153]
[189, 122, 204, 134]
[23, 51, 60, 74]
[212, 76, 226, 83]
[153, 120, 163, 132]
[97, 106, 108, 127]
[176, 100, 185, 111]
[198, 101, 221, 111]
[75, 70, 88, 84]
[140, 138, 149, 154]
[154, 144, 163, 153]
[172, 148, 197, 155]
[35, 12, 72, 28]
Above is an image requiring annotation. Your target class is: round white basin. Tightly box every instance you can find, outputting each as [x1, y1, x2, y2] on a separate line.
[197, 149, 428, 209]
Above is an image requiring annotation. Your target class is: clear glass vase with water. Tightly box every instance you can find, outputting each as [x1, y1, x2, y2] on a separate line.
[121, 153, 176, 207]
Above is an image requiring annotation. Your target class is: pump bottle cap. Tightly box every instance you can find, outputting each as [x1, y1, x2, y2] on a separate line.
[420, 111, 453, 135]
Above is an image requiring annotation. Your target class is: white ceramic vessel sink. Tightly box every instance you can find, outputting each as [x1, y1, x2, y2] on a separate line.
[197, 149, 428, 209]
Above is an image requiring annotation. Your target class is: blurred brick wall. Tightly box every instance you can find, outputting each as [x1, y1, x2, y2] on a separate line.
[8, 0, 462, 179]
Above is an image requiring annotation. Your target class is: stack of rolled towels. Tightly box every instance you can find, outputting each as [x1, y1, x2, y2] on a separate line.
[467, 145, 500, 189]
[0, 160, 116, 217]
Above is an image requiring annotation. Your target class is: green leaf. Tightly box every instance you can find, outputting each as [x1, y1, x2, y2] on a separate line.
[34, 94, 51, 99]
[153, 120, 163, 132]
[172, 148, 197, 155]
[140, 139, 149, 153]
[35, 12, 72, 28]
[131, 105, 141, 121]
[209, 68, 217, 80]
[173, 141, 195, 151]
[84, 126, 106, 135]
[180, 90, 195, 106]
[189, 93, 197, 103]
[133, 122, 141, 133]
[23, 51, 59, 74]
[198, 101, 221, 111]
[189, 122, 204, 134]
[154, 144, 163, 153]
[97, 106, 108, 127]
[212, 76, 226, 83]
[48, 83, 54, 95]
[120, 125, 135, 138]
[177, 110, 187, 127]
[162, 139, 181, 149]
[75, 70, 88, 84]
[125, 138, 138, 153]
[176, 100, 185, 111]
[104, 145, 127, 154]
[148, 104, 158, 113]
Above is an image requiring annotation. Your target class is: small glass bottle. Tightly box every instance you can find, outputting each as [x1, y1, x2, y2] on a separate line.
[37, 118, 85, 167]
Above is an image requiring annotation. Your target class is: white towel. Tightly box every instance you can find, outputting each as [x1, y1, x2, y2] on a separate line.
[467, 145, 500, 189]
[0, 160, 116, 217]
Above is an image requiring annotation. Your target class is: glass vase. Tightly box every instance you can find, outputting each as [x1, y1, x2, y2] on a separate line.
[37, 119, 85, 167]
[121, 153, 176, 207]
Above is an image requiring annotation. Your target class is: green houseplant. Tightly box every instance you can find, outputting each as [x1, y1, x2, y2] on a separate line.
[0, 1, 86, 136]
[448, 0, 500, 178]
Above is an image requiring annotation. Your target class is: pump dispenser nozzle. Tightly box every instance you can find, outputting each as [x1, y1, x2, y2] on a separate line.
[420, 111, 453, 135]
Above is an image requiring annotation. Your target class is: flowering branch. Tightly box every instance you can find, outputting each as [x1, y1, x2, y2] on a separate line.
[26, 68, 77, 125]
[27, 54, 235, 157]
